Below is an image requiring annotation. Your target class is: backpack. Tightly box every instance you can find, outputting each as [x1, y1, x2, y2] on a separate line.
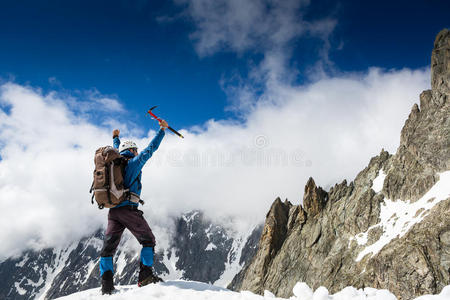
[89, 146, 130, 209]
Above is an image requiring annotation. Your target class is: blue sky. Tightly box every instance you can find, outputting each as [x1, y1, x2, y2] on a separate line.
[0, 0, 448, 131]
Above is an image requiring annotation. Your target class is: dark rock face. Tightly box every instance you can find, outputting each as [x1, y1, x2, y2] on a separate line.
[44, 231, 105, 299]
[231, 29, 450, 299]
[227, 224, 264, 291]
[0, 212, 262, 300]
[0, 230, 106, 300]
[171, 211, 263, 284]
[0, 249, 58, 300]
[171, 211, 233, 283]
[239, 224, 263, 266]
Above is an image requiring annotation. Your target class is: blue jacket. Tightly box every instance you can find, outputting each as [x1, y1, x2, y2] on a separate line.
[112, 129, 165, 208]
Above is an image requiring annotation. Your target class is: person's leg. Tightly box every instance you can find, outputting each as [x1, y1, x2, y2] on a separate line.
[115, 207, 162, 285]
[116, 208, 156, 265]
[99, 209, 125, 294]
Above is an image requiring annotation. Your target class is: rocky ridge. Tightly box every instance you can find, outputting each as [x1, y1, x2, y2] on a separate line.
[230, 29, 450, 300]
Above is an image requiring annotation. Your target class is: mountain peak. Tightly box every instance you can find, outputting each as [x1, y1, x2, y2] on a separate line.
[431, 28, 449, 94]
[230, 29, 450, 299]
[303, 177, 328, 217]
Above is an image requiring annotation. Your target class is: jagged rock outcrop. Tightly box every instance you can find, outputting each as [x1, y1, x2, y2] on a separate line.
[230, 29, 450, 299]
[303, 177, 328, 217]
[228, 198, 292, 291]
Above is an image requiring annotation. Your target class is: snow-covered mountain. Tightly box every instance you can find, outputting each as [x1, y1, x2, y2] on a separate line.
[0, 210, 262, 300]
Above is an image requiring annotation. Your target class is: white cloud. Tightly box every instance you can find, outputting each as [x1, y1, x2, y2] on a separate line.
[142, 67, 430, 223]
[176, 0, 333, 57]
[81, 88, 125, 113]
[93, 96, 124, 112]
[0, 1, 432, 260]
[86, 89, 124, 113]
[173, 0, 339, 114]
[0, 64, 430, 259]
[0, 83, 110, 259]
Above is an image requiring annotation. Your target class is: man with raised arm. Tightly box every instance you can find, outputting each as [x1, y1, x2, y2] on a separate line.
[99, 119, 168, 295]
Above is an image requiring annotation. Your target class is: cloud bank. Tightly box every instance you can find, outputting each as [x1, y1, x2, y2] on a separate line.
[0, 66, 429, 259]
[0, 0, 431, 260]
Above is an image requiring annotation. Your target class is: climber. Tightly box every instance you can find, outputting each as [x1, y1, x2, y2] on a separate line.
[99, 119, 168, 295]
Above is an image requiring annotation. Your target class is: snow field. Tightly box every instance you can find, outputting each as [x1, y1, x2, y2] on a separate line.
[371, 170, 386, 194]
[353, 171, 450, 261]
[54, 281, 450, 300]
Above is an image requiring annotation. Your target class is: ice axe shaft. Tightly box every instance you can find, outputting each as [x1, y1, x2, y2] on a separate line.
[147, 107, 184, 139]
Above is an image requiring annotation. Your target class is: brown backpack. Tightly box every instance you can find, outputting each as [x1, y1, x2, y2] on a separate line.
[89, 146, 129, 209]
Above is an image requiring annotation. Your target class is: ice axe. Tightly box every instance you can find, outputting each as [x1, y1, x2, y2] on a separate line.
[147, 106, 184, 139]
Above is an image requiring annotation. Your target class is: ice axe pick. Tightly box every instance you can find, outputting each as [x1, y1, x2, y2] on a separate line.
[147, 106, 184, 139]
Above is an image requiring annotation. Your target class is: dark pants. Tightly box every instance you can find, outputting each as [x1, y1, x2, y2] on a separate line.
[100, 206, 156, 257]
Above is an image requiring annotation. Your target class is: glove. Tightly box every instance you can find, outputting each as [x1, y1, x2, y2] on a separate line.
[159, 120, 168, 130]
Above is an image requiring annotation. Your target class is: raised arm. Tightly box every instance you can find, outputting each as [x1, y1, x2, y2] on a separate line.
[122, 120, 168, 181]
[135, 129, 165, 167]
[112, 129, 120, 149]
[135, 119, 168, 166]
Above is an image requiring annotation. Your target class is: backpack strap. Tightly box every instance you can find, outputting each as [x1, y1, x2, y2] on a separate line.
[123, 158, 144, 205]
[134, 173, 145, 205]
[126, 171, 144, 204]
[124, 157, 141, 189]
[89, 181, 94, 204]
[105, 162, 112, 205]
[130, 171, 141, 187]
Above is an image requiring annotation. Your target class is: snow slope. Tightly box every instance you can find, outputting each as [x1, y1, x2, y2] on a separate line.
[354, 171, 450, 261]
[55, 281, 450, 300]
